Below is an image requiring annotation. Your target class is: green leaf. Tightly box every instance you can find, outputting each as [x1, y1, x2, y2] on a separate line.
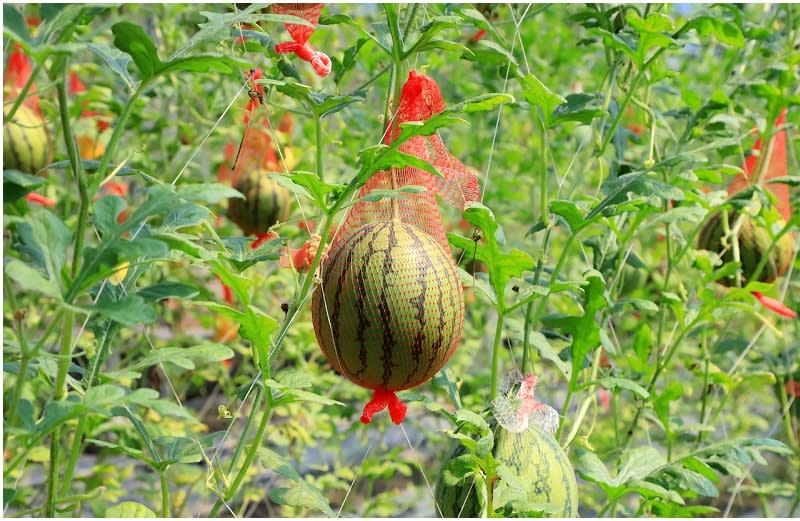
[15, 209, 72, 294]
[450, 203, 535, 310]
[287, 172, 344, 210]
[3, 170, 46, 202]
[541, 270, 608, 384]
[552, 93, 606, 126]
[687, 16, 744, 48]
[518, 72, 566, 126]
[3, 5, 31, 45]
[238, 305, 280, 364]
[177, 182, 243, 204]
[258, 447, 301, 481]
[4, 259, 61, 299]
[111, 21, 160, 80]
[449, 93, 515, 114]
[550, 200, 586, 232]
[455, 409, 490, 433]
[308, 92, 366, 118]
[106, 502, 157, 518]
[85, 384, 127, 414]
[112, 22, 239, 82]
[137, 282, 199, 302]
[529, 331, 571, 380]
[88, 43, 135, 90]
[266, 379, 345, 407]
[269, 482, 335, 517]
[356, 185, 427, 203]
[596, 377, 649, 399]
[130, 343, 234, 371]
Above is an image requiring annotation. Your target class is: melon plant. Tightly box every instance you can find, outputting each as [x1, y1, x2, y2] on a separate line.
[311, 219, 464, 392]
[436, 421, 579, 518]
[227, 169, 291, 236]
[697, 209, 794, 286]
[3, 104, 50, 175]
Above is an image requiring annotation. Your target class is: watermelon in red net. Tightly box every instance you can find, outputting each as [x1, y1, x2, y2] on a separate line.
[311, 71, 480, 424]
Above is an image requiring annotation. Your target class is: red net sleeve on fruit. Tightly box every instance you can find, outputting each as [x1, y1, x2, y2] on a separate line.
[728, 109, 791, 222]
[336, 70, 481, 255]
[338, 71, 480, 425]
[728, 109, 796, 318]
[271, 3, 331, 77]
[4, 45, 41, 115]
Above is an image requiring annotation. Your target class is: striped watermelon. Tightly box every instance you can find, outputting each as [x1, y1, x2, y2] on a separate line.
[311, 220, 464, 394]
[3, 104, 50, 175]
[227, 169, 291, 236]
[436, 423, 579, 517]
[697, 210, 793, 287]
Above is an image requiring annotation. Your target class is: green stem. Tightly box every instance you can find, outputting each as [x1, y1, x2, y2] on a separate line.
[55, 67, 89, 276]
[622, 320, 699, 448]
[47, 310, 74, 516]
[561, 347, 603, 449]
[3, 309, 64, 445]
[538, 117, 550, 227]
[695, 331, 711, 449]
[314, 116, 324, 182]
[94, 82, 148, 183]
[489, 311, 505, 401]
[224, 384, 265, 477]
[209, 389, 273, 517]
[160, 470, 170, 517]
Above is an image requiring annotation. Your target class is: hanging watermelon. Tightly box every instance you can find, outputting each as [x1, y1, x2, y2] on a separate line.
[3, 45, 51, 176]
[697, 109, 796, 317]
[311, 71, 480, 424]
[271, 3, 331, 77]
[435, 373, 579, 517]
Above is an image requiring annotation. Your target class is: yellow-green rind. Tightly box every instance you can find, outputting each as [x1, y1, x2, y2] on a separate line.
[436, 425, 579, 518]
[3, 105, 50, 175]
[227, 170, 291, 235]
[697, 210, 794, 287]
[311, 220, 464, 391]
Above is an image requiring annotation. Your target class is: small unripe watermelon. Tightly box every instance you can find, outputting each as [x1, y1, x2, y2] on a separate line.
[3, 104, 50, 175]
[436, 424, 579, 517]
[227, 170, 291, 236]
[311, 220, 464, 391]
[697, 210, 793, 287]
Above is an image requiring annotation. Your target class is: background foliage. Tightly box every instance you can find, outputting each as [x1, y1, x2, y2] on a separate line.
[3, 3, 799, 518]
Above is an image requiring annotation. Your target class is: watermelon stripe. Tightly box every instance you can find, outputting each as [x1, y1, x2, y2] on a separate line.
[402, 224, 430, 385]
[352, 224, 383, 379]
[6, 123, 24, 172]
[377, 221, 399, 387]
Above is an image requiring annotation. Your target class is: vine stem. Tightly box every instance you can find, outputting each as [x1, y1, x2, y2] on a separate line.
[93, 82, 148, 183]
[46, 310, 75, 517]
[315, 116, 325, 181]
[160, 470, 170, 517]
[561, 347, 603, 448]
[489, 311, 505, 401]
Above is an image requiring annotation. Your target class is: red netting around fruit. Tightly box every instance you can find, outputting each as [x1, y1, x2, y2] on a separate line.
[493, 372, 559, 434]
[271, 3, 331, 77]
[335, 71, 480, 253]
[728, 109, 792, 221]
[4, 45, 41, 115]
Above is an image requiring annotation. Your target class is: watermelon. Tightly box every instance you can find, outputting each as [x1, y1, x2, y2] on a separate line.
[3, 104, 50, 175]
[311, 219, 464, 392]
[697, 210, 793, 287]
[227, 169, 291, 236]
[436, 423, 579, 517]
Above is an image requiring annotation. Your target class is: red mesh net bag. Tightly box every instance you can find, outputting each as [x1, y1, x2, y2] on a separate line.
[335, 70, 481, 253]
[728, 108, 792, 222]
[271, 3, 331, 77]
[311, 71, 480, 425]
